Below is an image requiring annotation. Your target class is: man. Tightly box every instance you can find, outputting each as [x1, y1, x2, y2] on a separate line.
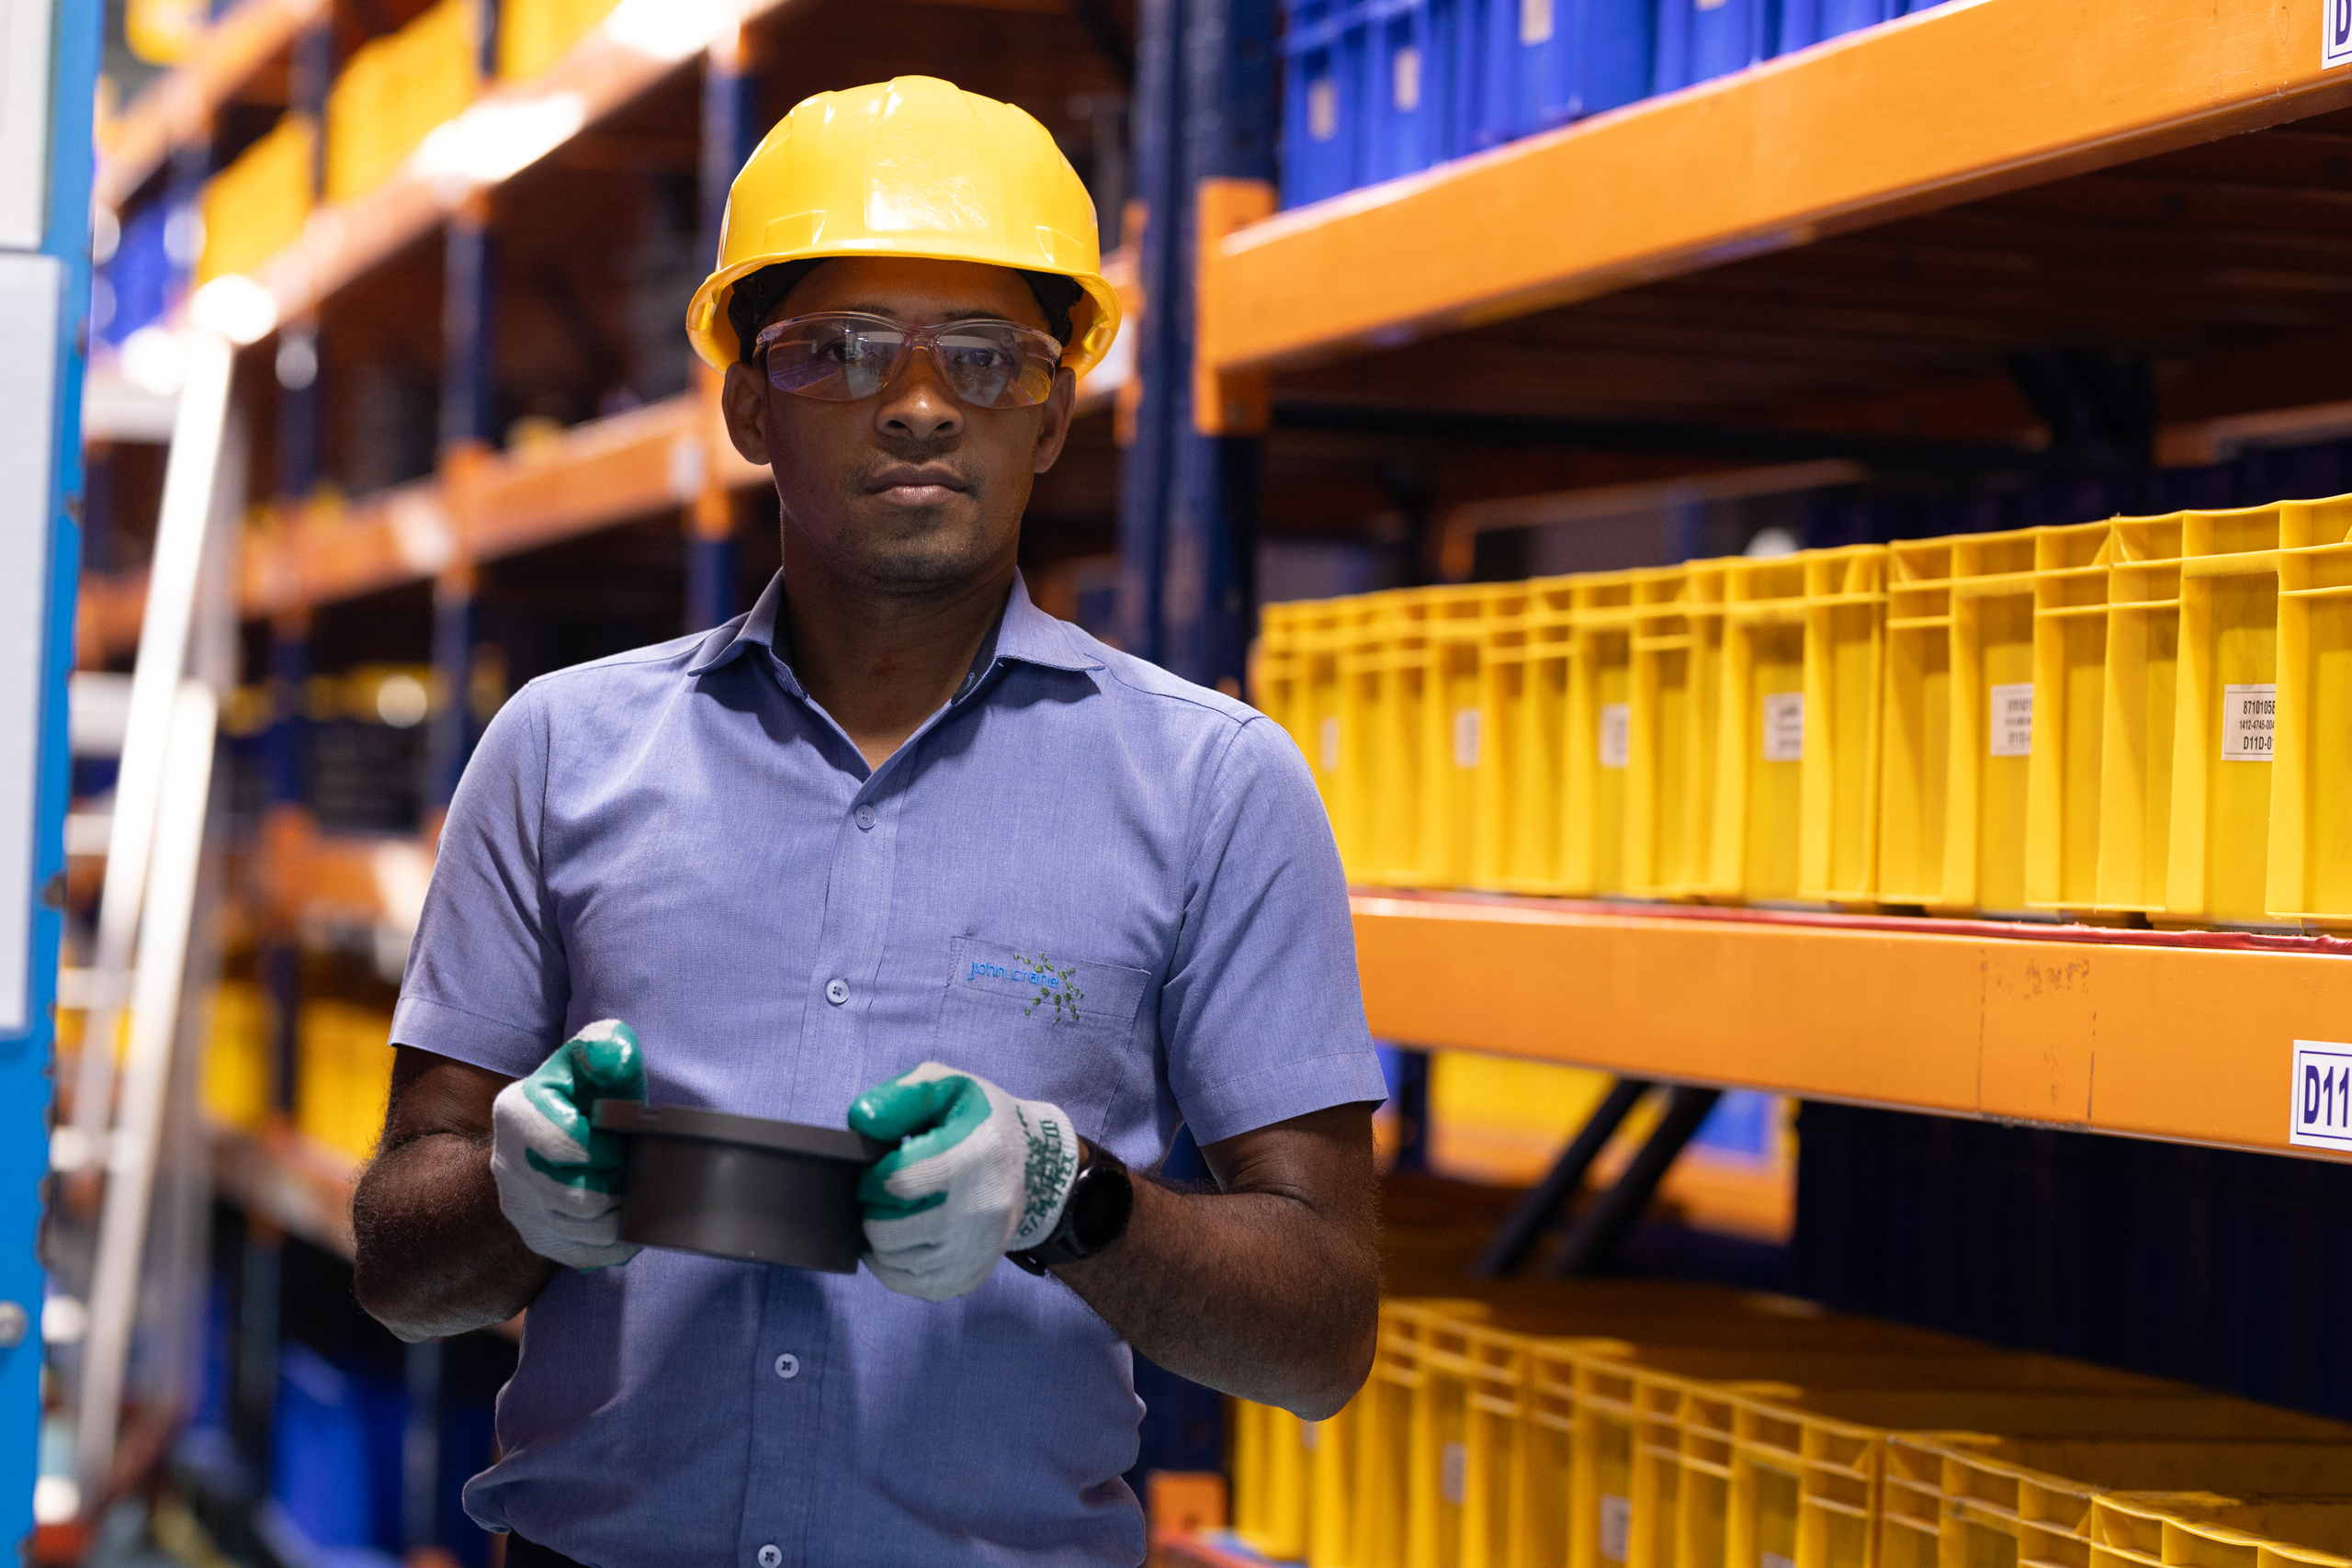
[351, 76, 1385, 1568]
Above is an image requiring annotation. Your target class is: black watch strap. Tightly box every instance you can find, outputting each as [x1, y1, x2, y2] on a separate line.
[1009, 1140, 1134, 1274]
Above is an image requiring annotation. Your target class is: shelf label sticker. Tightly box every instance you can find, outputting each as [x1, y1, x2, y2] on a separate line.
[2327, 0, 2351, 69]
[1600, 1494, 1632, 1562]
[1521, 0, 1554, 45]
[1318, 716, 1340, 773]
[1989, 682, 2034, 758]
[2292, 1041, 2352, 1152]
[1453, 707, 1481, 769]
[1762, 691, 1804, 762]
[2222, 683, 2277, 761]
[1307, 76, 1338, 142]
[1393, 45, 1421, 111]
[1599, 702, 1631, 769]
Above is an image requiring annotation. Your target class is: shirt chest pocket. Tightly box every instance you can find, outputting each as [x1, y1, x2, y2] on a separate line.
[933, 937, 1152, 1135]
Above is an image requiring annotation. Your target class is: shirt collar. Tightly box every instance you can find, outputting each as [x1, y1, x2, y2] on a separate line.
[686, 570, 1102, 690]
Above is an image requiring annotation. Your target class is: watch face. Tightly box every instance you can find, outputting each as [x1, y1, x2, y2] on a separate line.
[1070, 1162, 1135, 1253]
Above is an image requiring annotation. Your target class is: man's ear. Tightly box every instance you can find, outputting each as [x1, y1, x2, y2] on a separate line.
[720, 361, 772, 466]
[1032, 368, 1079, 476]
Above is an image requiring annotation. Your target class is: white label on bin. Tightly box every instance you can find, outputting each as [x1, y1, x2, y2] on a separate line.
[1308, 77, 1338, 142]
[1441, 1440, 1468, 1506]
[1761, 691, 1804, 762]
[2326, 0, 2352, 70]
[1764, 1555, 1797, 1568]
[1521, 0, 1555, 44]
[1301, 1420, 1319, 1450]
[1599, 702, 1632, 770]
[2291, 1041, 2352, 1152]
[2222, 682, 2278, 760]
[1453, 707, 1481, 769]
[1319, 716, 1340, 773]
[1989, 682, 2034, 758]
[1600, 1494, 1633, 1562]
[1393, 45, 1421, 111]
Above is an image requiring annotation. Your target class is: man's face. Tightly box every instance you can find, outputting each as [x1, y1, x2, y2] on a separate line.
[720, 256, 1077, 596]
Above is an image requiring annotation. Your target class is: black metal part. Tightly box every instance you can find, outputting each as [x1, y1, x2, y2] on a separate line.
[596, 1101, 887, 1273]
[1471, 1077, 1654, 1278]
[1272, 400, 2087, 479]
[1546, 1085, 1724, 1278]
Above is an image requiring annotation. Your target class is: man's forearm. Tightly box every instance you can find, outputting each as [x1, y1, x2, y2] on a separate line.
[1054, 1170, 1378, 1420]
[352, 1131, 556, 1342]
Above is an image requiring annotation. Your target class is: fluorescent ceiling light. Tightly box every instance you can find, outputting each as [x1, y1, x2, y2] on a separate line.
[190, 274, 279, 345]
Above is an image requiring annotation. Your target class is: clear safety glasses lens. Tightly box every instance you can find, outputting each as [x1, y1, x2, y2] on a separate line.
[757, 313, 1063, 410]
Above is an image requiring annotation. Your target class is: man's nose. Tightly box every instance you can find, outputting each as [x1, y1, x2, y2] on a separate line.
[876, 346, 964, 445]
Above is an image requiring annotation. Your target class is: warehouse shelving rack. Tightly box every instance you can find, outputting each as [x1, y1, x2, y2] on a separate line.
[64, 0, 2352, 1555]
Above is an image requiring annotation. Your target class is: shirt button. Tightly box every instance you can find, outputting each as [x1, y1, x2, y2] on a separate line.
[825, 978, 849, 1006]
[774, 1351, 799, 1380]
[758, 1547, 783, 1568]
[854, 804, 876, 831]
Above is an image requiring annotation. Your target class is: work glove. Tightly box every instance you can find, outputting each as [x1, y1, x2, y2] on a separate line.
[491, 1019, 648, 1270]
[848, 1062, 1081, 1302]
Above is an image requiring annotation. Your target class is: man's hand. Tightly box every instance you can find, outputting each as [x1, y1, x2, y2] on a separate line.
[847, 1062, 1081, 1301]
[490, 1019, 648, 1269]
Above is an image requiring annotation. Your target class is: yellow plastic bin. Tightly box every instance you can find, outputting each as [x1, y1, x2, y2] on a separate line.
[1476, 577, 1577, 894]
[1625, 560, 1727, 901]
[2092, 511, 2188, 918]
[1346, 587, 1488, 888]
[1711, 546, 1887, 905]
[1880, 522, 2111, 916]
[1885, 1435, 2352, 1568]
[326, 0, 480, 203]
[2093, 1495, 2352, 1568]
[498, 0, 620, 80]
[1559, 570, 1675, 898]
[2262, 491, 2352, 924]
[198, 114, 315, 283]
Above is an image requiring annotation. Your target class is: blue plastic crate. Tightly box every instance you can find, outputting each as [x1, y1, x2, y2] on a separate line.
[1459, 0, 1655, 149]
[1280, 0, 1371, 207]
[1362, 0, 1461, 183]
[100, 202, 175, 347]
[1654, 0, 1779, 92]
[272, 1342, 405, 1553]
[1776, 0, 1895, 52]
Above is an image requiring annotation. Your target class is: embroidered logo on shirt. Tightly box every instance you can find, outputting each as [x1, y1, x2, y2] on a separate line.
[1014, 953, 1083, 1023]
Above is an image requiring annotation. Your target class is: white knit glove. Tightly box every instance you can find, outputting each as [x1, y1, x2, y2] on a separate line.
[847, 1062, 1081, 1302]
[490, 1020, 647, 1269]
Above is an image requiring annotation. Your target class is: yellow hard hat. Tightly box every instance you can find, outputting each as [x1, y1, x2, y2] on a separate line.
[684, 76, 1121, 378]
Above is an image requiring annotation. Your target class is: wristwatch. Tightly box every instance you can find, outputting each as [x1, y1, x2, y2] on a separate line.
[1008, 1139, 1134, 1274]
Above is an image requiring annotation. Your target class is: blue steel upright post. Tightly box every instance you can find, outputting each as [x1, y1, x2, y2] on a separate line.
[1119, 0, 1276, 689]
[3, 0, 101, 1544]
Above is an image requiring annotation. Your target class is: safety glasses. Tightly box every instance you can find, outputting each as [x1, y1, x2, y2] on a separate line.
[753, 311, 1065, 410]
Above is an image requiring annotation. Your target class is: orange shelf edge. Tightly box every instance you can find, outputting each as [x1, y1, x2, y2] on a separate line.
[1203, 0, 2352, 374]
[1353, 890, 2352, 1161]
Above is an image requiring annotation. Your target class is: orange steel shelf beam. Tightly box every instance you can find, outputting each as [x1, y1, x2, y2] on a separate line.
[96, 0, 328, 213]
[1202, 0, 2352, 375]
[1353, 891, 2352, 1162]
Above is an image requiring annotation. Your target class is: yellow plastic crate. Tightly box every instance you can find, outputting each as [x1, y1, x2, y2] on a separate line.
[1559, 570, 1672, 898]
[497, 0, 619, 80]
[2263, 492, 2352, 924]
[201, 981, 273, 1131]
[1347, 586, 1489, 887]
[198, 114, 315, 283]
[1625, 560, 1727, 900]
[2093, 1495, 2352, 1568]
[1885, 1436, 2352, 1568]
[1475, 577, 1576, 894]
[1880, 522, 2111, 914]
[2093, 511, 2188, 916]
[2158, 502, 2291, 926]
[325, 0, 481, 204]
[294, 999, 396, 1164]
[1711, 546, 1887, 904]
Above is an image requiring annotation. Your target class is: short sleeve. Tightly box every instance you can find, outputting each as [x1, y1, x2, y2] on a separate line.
[1160, 716, 1390, 1146]
[390, 682, 570, 1077]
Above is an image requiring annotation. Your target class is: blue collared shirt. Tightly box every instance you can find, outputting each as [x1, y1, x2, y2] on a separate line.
[391, 571, 1385, 1568]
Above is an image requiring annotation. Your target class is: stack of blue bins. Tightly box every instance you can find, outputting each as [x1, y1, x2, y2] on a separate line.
[1277, 0, 1946, 208]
